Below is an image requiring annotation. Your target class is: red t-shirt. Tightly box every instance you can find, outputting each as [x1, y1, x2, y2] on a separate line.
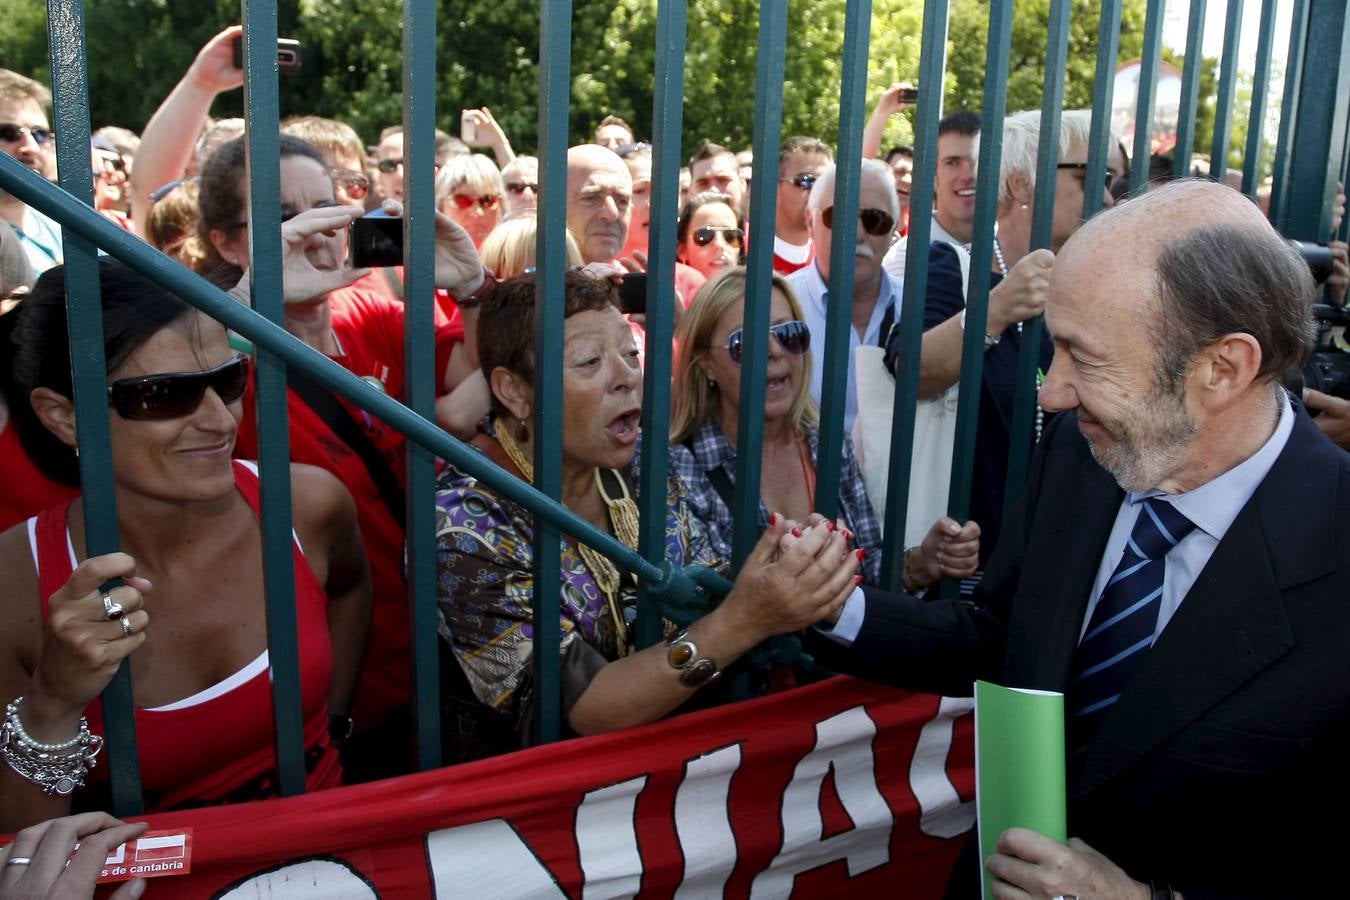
[0, 423, 79, 533]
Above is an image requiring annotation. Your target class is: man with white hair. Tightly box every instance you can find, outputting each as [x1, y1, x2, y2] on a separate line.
[785, 158, 901, 436]
[565, 144, 633, 265]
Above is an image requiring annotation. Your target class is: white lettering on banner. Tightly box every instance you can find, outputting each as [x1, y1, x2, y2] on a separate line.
[910, 697, 976, 838]
[578, 776, 649, 900]
[748, 706, 892, 899]
[672, 744, 742, 900]
[215, 858, 378, 899]
[427, 819, 567, 899]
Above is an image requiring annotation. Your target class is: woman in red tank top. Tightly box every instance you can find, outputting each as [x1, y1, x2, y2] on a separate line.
[0, 260, 371, 832]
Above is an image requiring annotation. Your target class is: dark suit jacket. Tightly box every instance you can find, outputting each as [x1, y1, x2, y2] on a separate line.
[816, 405, 1350, 898]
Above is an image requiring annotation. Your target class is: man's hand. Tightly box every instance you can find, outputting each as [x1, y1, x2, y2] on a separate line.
[986, 828, 1149, 900]
[911, 516, 981, 588]
[188, 25, 245, 95]
[988, 249, 1053, 334]
[461, 107, 514, 163]
[1327, 240, 1348, 304]
[278, 206, 367, 304]
[1305, 387, 1350, 449]
[874, 82, 917, 118]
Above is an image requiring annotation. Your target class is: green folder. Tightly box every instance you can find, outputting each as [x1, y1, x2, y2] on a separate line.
[974, 680, 1067, 900]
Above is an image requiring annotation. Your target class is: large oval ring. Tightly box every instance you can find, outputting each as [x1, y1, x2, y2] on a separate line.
[120, 616, 134, 637]
[4, 857, 32, 866]
[102, 593, 125, 621]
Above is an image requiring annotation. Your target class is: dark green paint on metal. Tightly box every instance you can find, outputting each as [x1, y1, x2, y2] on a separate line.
[531, 0, 574, 744]
[401, 0, 441, 770]
[635, 0, 689, 651]
[242, 0, 306, 797]
[1281, 0, 1350, 242]
[1131, 0, 1168, 196]
[814, 0, 874, 523]
[1210, 0, 1245, 178]
[880, 0, 948, 592]
[1243, 0, 1280, 196]
[45, 0, 142, 816]
[1172, 0, 1209, 179]
[1268, 0, 1310, 228]
[1083, 0, 1123, 221]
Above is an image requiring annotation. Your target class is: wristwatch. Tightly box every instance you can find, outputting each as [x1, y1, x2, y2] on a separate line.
[959, 309, 1001, 350]
[666, 629, 723, 688]
[455, 267, 498, 308]
[328, 713, 355, 743]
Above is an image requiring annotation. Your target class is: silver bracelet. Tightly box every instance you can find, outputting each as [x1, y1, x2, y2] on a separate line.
[0, 697, 103, 795]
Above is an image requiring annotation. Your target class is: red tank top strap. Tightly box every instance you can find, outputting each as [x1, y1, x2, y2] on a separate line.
[231, 459, 262, 512]
[34, 502, 76, 621]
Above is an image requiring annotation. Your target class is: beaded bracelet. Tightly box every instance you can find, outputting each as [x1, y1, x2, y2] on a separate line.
[0, 696, 103, 795]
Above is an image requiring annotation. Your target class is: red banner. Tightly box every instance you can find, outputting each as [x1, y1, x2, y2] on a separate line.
[85, 676, 975, 898]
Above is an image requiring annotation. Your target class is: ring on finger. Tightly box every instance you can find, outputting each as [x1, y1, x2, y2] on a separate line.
[121, 616, 134, 637]
[4, 857, 32, 866]
[102, 593, 125, 621]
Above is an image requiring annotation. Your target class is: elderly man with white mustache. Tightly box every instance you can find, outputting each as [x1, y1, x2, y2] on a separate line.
[785, 158, 901, 438]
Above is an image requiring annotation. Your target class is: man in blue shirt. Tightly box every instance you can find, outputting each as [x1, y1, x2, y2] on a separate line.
[0, 69, 61, 279]
[785, 158, 900, 438]
[814, 179, 1350, 898]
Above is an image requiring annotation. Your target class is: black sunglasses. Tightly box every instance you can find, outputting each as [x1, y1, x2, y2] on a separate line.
[821, 206, 895, 236]
[781, 172, 818, 190]
[614, 141, 652, 158]
[723, 320, 811, 365]
[692, 226, 744, 249]
[108, 356, 250, 421]
[505, 181, 538, 194]
[0, 123, 54, 145]
[1057, 162, 1116, 190]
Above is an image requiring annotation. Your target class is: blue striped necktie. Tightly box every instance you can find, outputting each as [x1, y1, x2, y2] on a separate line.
[1069, 497, 1196, 748]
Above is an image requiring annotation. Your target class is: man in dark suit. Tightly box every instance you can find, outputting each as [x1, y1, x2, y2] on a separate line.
[815, 179, 1350, 898]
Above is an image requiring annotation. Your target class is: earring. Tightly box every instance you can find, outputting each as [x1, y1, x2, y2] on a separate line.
[1020, 202, 1029, 210]
[515, 409, 530, 443]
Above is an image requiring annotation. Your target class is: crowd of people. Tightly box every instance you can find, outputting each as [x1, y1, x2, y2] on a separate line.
[2, 20, 1350, 900]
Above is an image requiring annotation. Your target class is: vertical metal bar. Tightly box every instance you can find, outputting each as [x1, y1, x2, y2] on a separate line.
[241, 0, 306, 795]
[1083, 0, 1123, 221]
[401, 0, 440, 769]
[1281, 0, 1350, 241]
[1269, 0, 1311, 229]
[1130, 0, 1168, 196]
[46, 0, 142, 815]
[531, 0, 572, 745]
[1242, 0, 1280, 197]
[1001, 0, 1070, 527]
[635, 0, 688, 651]
[880, 0, 948, 592]
[814, 0, 874, 522]
[939, 0, 1014, 600]
[1210, 0, 1245, 179]
[730, 0, 789, 569]
[1172, 0, 1209, 179]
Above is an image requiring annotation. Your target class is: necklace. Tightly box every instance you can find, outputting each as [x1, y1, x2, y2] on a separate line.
[992, 236, 1044, 442]
[992, 235, 1008, 275]
[493, 417, 638, 656]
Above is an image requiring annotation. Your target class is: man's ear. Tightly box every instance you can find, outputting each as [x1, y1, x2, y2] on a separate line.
[210, 227, 248, 268]
[28, 388, 78, 448]
[1193, 332, 1264, 409]
[1007, 170, 1034, 206]
[489, 367, 534, 422]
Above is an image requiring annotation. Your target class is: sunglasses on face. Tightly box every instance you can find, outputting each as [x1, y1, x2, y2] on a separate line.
[1056, 162, 1116, 190]
[451, 193, 500, 210]
[107, 356, 250, 421]
[331, 169, 370, 200]
[0, 123, 54, 145]
[505, 181, 538, 195]
[691, 226, 744, 249]
[614, 141, 652, 158]
[820, 205, 895, 236]
[723, 320, 811, 365]
[781, 172, 818, 190]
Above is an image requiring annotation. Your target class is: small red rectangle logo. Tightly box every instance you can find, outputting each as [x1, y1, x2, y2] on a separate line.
[96, 828, 193, 884]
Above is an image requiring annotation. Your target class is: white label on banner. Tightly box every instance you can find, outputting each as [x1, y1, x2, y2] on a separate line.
[673, 743, 743, 900]
[427, 819, 566, 899]
[749, 706, 892, 899]
[577, 776, 648, 900]
[214, 858, 376, 899]
[910, 696, 977, 838]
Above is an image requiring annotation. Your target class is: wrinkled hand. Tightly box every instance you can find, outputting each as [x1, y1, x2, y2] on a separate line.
[875, 82, 917, 116]
[1305, 387, 1350, 450]
[988, 248, 1053, 333]
[1327, 240, 1348, 304]
[379, 199, 485, 296]
[987, 828, 1149, 900]
[720, 519, 861, 642]
[30, 554, 151, 732]
[275, 206, 367, 304]
[188, 25, 244, 95]
[912, 517, 981, 587]
[1, 812, 148, 900]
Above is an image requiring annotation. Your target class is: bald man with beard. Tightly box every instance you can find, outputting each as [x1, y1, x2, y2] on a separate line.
[813, 179, 1350, 897]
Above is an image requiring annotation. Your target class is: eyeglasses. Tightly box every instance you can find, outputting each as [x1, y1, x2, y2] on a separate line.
[375, 158, 401, 174]
[722, 320, 811, 365]
[505, 181, 538, 195]
[108, 356, 250, 421]
[450, 193, 500, 210]
[691, 226, 744, 249]
[0, 123, 54, 146]
[614, 141, 652, 158]
[1056, 163, 1118, 190]
[781, 172, 818, 190]
[331, 169, 370, 200]
[95, 153, 126, 173]
[820, 206, 895, 236]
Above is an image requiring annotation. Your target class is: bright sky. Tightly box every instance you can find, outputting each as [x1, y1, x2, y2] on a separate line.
[1163, 0, 1293, 72]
